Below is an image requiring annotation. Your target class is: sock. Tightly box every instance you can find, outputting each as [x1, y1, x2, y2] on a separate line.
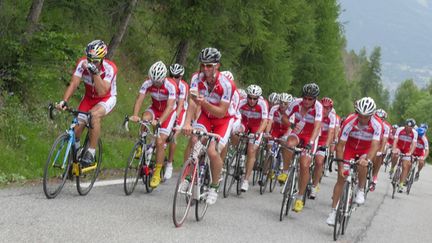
[75, 139, 80, 150]
[88, 148, 96, 156]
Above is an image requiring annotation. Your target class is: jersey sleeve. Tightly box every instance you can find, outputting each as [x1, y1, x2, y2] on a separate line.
[314, 101, 323, 122]
[73, 59, 86, 78]
[166, 80, 177, 100]
[259, 98, 269, 119]
[139, 80, 152, 95]
[329, 112, 336, 129]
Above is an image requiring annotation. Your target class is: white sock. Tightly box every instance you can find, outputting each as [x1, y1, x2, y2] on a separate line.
[88, 148, 96, 156]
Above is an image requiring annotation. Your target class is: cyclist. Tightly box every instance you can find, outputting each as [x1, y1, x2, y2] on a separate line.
[268, 92, 280, 108]
[129, 61, 178, 188]
[390, 118, 418, 192]
[413, 126, 428, 181]
[56, 40, 117, 166]
[259, 92, 293, 185]
[278, 83, 323, 213]
[236, 84, 268, 192]
[165, 63, 189, 180]
[310, 97, 336, 199]
[182, 47, 236, 205]
[326, 97, 382, 226]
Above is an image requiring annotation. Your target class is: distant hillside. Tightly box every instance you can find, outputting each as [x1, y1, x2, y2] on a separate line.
[339, 0, 432, 93]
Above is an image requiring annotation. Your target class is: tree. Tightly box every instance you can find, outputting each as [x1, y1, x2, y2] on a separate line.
[106, 0, 138, 60]
[23, 0, 45, 42]
[390, 79, 421, 124]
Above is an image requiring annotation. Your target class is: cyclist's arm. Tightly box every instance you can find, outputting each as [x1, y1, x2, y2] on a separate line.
[379, 137, 388, 154]
[184, 96, 197, 126]
[408, 141, 417, 155]
[265, 119, 273, 134]
[159, 98, 175, 124]
[425, 148, 429, 159]
[310, 120, 321, 144]
[325, 128, 335, 147]
[366, 140, 380, 161]
[92, 74, 110, 97]
[62, 75, 81, 102]
[132, 93, 146, 117]
[257, 119, 267, 134]
[200, 100, 229, 118]
[176, 97, 185, 118]
[335, 139, 345, 160]
[392, 137, 398, 151]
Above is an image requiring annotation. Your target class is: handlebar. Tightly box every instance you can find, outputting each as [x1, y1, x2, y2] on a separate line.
[48, 103, 93, 129]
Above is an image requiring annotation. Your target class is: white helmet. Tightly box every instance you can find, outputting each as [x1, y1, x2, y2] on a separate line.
[221, 71, 234, 81]
[169, 63, 185, 76]
[375, 108, 387, 119]
[238, 88, 247, 99]
[268, 92, 279, 103]
[246, 84, 262, 97]
[355, 97, 376, 116]
[280, 93, 294, 103]
[199, 47, 221, 63]
[149, 61, 167, 83]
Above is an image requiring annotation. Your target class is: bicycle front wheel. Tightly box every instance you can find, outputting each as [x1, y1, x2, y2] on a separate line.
[76, 139, 103, 195]
[173, 158, 196, 227]
[43, 133, 73, 199]
[123, 142, 143, 195]
[195, 158, 210, 221]
[280, 167, 295, 221]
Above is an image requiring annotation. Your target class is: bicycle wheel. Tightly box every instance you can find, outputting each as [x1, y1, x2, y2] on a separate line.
[280, 167, 295, 221]
[333, 182, 348, 240]
[391, 167, 401, 199]
[123, 142, 144, 195]
[195, 158, 209, 221]
[236, 152, 244, 196]
[223, 149, 237, 198]
[364, 166, 373, 200]
[43, 133, 73, 199]
[342, 183, 354, 234]
[76, 138, 103, 196]
[173, 158, 196, 227]
[406, 168, 415, 195]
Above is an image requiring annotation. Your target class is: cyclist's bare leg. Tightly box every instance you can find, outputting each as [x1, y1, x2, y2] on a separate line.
[418, 159, 425, 172]
[168, 130, 180, 163]
[331, 163, 345, 208]
[207, 141, 223, 185]
[244, 143, 258, 181]
[280, 136, 298, 170]
[357, 164, 367, 189]
[156, 133, 169, 166]
[88, 104, 107, 149]
[372, 155, 383, 179]
[298, 155, 311, 196]
[313, 154, 324, 186]
[399, 159, 411, 184]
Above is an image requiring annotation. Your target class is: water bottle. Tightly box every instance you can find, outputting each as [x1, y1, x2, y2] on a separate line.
[343, 163, 350, 176]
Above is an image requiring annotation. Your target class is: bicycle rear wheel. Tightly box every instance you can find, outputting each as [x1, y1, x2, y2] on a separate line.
[76, 138, 102, 196]
[223, 150, 237, 198]
[43, 133, 73, 199]
[173, 158, 196, 227]
[123, 142, 143, 195]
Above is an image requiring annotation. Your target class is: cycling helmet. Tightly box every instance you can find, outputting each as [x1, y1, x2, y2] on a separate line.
[268, 92, 279, 104]
[246, 84, 262, 97]
[238, 88, 247, 99]
[149, 61, 167, 83]
[221, 71, 234, 81]
[420, 123, 429, 131]
[375, 108, 387, 119]
[199, 47, 221, 63]
[302, 83, 320, 98]
[355, 97, 376, 116]
[321, 97, 334, 107]
[405, 118, 416, 127]
[85, 40, 108, 60]
[417, 127, 426, 137]
[392, 124, 399, 129]
[169, 63, 185, 76]
[280, 93, 294, 103]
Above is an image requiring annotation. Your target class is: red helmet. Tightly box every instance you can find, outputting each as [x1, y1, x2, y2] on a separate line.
[321, 97, 334, 107]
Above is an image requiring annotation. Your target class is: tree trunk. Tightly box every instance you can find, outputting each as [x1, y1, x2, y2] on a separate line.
[175, 40, 189, 66]
[24, 0, 44, 39]
[106, 0, 138, 60]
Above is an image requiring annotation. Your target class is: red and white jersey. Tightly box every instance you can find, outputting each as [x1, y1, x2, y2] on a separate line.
[269, 105, 289, 134]
[382, 120, 391, 139]
[414, 135, 429, 155]
[285, 98, 323, 136]
[394, 127, 418, 151]
[239, 97, 268, 128]
[228, 90, 241, 119]
[139, 78, 178, 112]
[73, 57, 118, 99]
[177, 79, 189, 110]
[333, 110, 340, 128]
[318, 110, 336, 144]
[190, 72, 234, 119]
[339, 113, 382, 151]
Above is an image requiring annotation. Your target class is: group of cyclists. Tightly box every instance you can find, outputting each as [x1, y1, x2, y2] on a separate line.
[56, 39, 429, 227]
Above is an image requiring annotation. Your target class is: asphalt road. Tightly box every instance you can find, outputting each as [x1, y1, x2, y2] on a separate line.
[1, 164, 431, 243]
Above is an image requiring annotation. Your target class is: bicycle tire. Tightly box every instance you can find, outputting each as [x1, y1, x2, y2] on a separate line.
[333, 182, 347, 240]
[223, 148, 236, 198]
[123, 142, 143, 195]
[43, 133, 73, 199]
[195, 157, 209, 221]
[342, 182, 353, 234]
[236, 151, 244, 196]
[173, 158, 196, 227]
[391, 167, 401, 199]
[279, 166, 295, 221]
[259, 155, 272, 195]
[364, 166, 373, 200]
[76, 138, 103, 196]
[406, 168, 415, 195]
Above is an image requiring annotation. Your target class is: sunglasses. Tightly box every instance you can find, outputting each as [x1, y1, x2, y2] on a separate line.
[247, 96, 258, 101]
[303, 97, 315, 101]
[172, 75, 181, 79]
[87, 58, 102, 64]
[280, 102, 289, 106]
[201, 63, 217, 68]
